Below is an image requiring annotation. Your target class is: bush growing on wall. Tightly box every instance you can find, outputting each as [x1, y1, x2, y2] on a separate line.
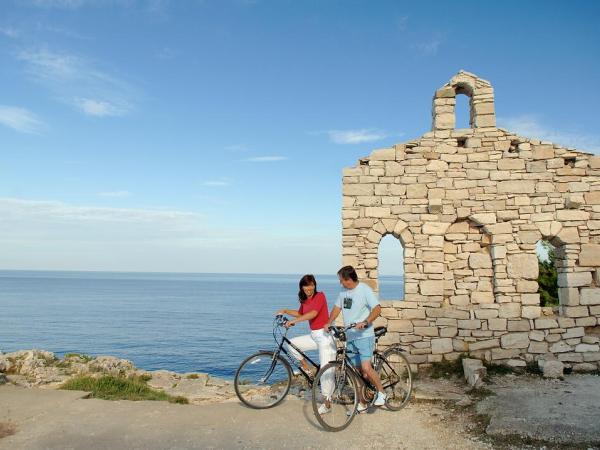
[538, 241, 558, 307]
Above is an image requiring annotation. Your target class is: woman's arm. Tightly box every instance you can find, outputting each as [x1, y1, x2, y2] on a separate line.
[287, 310, 318, 327]
[275, 308, 301, 317]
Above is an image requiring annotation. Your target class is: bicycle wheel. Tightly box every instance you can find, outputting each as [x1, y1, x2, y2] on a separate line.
[311, 361, 359, 432]
[379, 346, 412, 411]
[234, 351, 292, 409]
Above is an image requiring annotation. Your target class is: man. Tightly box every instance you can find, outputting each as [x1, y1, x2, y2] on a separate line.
[325, 265, 386, 413]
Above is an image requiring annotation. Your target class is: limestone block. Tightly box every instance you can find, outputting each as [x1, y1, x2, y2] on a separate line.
[536, 182, 554, 193]
[528, 341, 548, 353]
[423, 262, 444, 274]
[563, 306, 589, 318]
[575, 343, 600, 353]
[521, 293, 540, 305]
[468, 339, 500, 351]
[566, 194, 584, 209]
[501, 332, 530, 349]
[469, 253, 492, 269]
[431, 338, 453, 354]
[420, 280, 443, 295]
[369, 147, 396, 161]
[584, 191, 600, 204]
[497, 159, 525, 170]
[541, 360, 564, 378]
[473, 102, 495, 115]
[387, 320, 414, 333]
[556, 210, 590, 221]
[367, 229, 381, 243]
[529, 330, 545, 341]
[474, 114, 495, 128]
[393, 220, 408, 235]
[516, 280, 538, 293]
[549, 341, 573, 353]
[407, 184, 428, 199]
[557, 272, 592, 288]
[343, 184, 374, 196]
[499, 303, 522, 319]
[579, 244, 600, 267]
[580, 288, 600, 305]
[365, 207, 391, 218]
[558, 288, 579, 306]
[569, 182, 589, 192]
[457, 319, 481, 330]
[414, 326, 439, 337]
[488, 318, 507, 331]
[507, 253, 539, 279]
[385, 162, 404, 176]
[522, 306, 542, 319]
[467, 169, 489, 180]
[555, 227, 580, 245]
[534, 318, 558, 329]
[518, 230, 541, 244]
[590, 155, 600, 169]
[422, 222, 451, 235]
[497, 180, 535, 194]
[471, 291, 494, 304]
[428, 198, 443, 214]
[440, 327, 458, 338]
[462, 358, 486, 387]
[427, 160, 448, 171]
[532, 145, 554, 160]
[485, 222, 512, 235]
[469, 213, 496, 226]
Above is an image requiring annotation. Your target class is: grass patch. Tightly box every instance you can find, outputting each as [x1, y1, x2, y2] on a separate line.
[65, 353, 93, 363]
[429, 357, 464, 379]
[483, 362, 514, 377]
[186, 373, 199, 379]
[60, 375, 188, 404]
[469, 387, 496, 400]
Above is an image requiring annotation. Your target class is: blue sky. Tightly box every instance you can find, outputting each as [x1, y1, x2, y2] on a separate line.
[0, 0, 599, 274]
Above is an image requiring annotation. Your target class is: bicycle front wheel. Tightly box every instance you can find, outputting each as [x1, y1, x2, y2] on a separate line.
[311, 361, 359, 432]
[379, 346, 412, 411]
[234, 351, 292, 409]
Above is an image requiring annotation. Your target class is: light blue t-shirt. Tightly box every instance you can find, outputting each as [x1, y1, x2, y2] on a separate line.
[335, 282, 380, 341]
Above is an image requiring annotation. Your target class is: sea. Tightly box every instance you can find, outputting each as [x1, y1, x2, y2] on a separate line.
[0, 270, 404, 379]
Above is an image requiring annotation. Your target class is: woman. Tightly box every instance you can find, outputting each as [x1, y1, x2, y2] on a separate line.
[276, 274, 336, 415]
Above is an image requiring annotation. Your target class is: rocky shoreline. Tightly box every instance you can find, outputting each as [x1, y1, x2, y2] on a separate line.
[0, 349, 238, 405]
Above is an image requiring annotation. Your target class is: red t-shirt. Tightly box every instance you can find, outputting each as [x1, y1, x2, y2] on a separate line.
[299, 292, 329, 330]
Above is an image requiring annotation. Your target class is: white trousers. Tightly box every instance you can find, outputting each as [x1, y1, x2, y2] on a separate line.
[288, 329, 336, 399]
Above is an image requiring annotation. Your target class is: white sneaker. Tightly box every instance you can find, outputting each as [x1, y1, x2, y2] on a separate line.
[347, 402, 368, 416]
[374, 391, 387, 406]
[317, 404, 330, 415]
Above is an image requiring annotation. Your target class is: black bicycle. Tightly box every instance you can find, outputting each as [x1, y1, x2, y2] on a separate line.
[311, 323, 413, 432]
[234, 314, 320, 409]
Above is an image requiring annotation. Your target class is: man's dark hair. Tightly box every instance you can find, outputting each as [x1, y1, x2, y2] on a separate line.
[337, 265, 358, 282]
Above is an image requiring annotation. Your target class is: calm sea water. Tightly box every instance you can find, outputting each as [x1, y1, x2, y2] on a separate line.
[0, 271, 404, 378]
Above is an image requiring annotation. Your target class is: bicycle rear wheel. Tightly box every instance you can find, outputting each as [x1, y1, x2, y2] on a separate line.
[379, 346, 412, 410]
[234, 351, 292, 409]
[311, 361, 358, 432]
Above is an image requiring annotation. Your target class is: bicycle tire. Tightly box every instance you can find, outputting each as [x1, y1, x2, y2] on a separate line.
[379, 346, 412, 411]
[311, 361, 359, 432]
[234, 351, 292, 409]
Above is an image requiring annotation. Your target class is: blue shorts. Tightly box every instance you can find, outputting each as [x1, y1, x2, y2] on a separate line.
[347, 336, 375, 367]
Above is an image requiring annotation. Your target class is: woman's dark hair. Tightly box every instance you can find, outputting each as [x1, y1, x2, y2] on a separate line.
[337, 265, 358, 282]
[298, 274, 318, 303]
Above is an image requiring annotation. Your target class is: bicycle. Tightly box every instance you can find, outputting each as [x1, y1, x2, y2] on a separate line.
[234, 314, 320, 409]
[311, 323, 413, 432]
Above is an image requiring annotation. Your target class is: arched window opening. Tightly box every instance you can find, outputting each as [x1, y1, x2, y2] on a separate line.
[536, 239, 558, 307]
[378, 234, 405, 300]
[455, 93, 471, 129]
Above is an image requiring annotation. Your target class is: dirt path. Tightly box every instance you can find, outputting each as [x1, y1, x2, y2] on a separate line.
[0, 385, 489, 450]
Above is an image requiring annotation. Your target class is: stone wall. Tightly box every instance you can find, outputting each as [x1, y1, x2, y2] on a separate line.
[342, 71, 600, 371]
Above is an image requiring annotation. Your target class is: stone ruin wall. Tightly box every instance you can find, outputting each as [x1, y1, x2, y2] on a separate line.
[341, 71, 600, 372]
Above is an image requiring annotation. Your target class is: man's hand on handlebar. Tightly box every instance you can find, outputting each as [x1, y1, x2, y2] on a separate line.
[354, 320, 369, 330]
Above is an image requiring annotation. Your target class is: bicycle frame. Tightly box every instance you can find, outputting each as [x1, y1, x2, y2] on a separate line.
[261, 322, 321, 385]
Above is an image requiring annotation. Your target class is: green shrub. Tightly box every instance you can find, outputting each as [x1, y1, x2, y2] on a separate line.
[538, 241, 558, 307]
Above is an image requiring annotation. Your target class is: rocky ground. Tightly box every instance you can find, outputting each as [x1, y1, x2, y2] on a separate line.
[1, 349, 600, 449]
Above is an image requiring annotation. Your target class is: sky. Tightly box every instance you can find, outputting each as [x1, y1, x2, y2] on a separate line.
[0, 0, 599, 275]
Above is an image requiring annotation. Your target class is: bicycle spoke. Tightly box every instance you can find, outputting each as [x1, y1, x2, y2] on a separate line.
[379, 347, 412, 411]
[312, 362, 358, 432]
[235, 352, 292, 409]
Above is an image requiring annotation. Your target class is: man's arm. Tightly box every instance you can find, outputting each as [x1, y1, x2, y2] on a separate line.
[355, 304, 381, 329]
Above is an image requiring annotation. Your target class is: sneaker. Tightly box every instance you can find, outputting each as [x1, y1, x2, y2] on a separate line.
[374, 391, 387, 407]
[347, 402, 368, 416]
[317, 404, 330, 415]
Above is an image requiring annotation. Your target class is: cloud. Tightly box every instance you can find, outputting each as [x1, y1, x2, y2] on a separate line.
[74, 97, 129, 117]
[326, 128, 388, 145]
[16, 47, 135, 117]
[203, 180, 230, 187]
[498, 114, 600, 153]
[98, 191, 131, 198]
[396, 16, 408, 32]
[0, 105, 45, 134]
[412, 34, 443, 56]
[243, 156, 287, 162]
[0, 26, 19, 39]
